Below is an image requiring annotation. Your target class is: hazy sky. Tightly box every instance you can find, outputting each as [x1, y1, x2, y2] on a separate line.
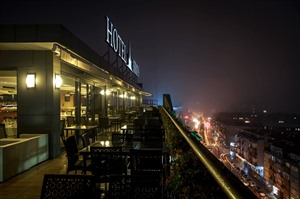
[1, 0, 299, 116]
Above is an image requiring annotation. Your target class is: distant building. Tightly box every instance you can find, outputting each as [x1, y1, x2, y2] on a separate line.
[214, 111, 300, 198]
[236, 129, 265, 176]
[213, 112, 263, 145]
[264, 139, 300, 199]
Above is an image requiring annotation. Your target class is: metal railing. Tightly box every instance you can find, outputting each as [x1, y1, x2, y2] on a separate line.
[161, 107, 257, 199]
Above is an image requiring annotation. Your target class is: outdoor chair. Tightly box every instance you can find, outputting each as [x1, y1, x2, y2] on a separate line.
[66, 116, 76, 127]
[81, 133, 91, 148]
[107, 174, 132, 199]
[64, 135, 86, 174]
[107, 174, 162, 199]
[129, 149, 163, 177]
[90, 146, 126, 191]
[98, 117, 111, 132]
[140, 132, 164, 148]
[112, 133, 133, 147]
[40, 174, 98, 199]
[81, 116, 88, 125]
[0, 123, 7, 139]
[60, 119, 66, 144]
[65, 116, 76, 137]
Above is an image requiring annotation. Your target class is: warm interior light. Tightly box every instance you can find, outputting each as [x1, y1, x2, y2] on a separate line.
[100, 90, 111, 95]
[55, 74, 62, 88]
[26, 73, 36, 88]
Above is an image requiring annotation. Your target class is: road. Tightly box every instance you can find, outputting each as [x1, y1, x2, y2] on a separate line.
[197, 117, 275, 199]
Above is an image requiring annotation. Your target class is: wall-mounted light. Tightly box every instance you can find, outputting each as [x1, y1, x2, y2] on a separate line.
[100, 90, 111, 95]
[119, 93, 128, 98]
[26, 73, 36, 88]
[54, 74, 62, 88]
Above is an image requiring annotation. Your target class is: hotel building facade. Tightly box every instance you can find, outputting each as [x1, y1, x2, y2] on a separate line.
[0, 24, 149, 158]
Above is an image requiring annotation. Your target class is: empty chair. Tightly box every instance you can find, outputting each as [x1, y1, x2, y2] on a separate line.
[90, 146, 125, 191]
[98, 117, 111, 132]
[147, 117, 162, 124]
[129, 149, 163, 176]
[65, 116, 76, 137]
[131, 174, 162, 199]
[107, 174, 162, 199]
[140, 132, 164, 148]
[60, 119, 66, 144]
[64, 135, 85, 174]
[112, 133, 133, 147]
[107, 174, 132, 199]
[0, 123, 7, 139]
[66, 116, 76, 127]
[40, 174, 98, 199]
[81, 116, 88, 125]
[82, 133, 91, 148]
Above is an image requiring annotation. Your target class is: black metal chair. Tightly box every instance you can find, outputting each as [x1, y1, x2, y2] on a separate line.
[90, 146, 126, 192]
[64, 135, 85, 174]
[60, 119, 66, 144]
[66, 116, 76, 137]
[81, 116, 88, 125]
[81, 133, 91, 148]
[0, 123, 7, 139]
[98, 117, 111, 132]
[131, 174, 162, 199]
[107, 174, 162, 199]
[140, 131, 164, 148]
[107, 174, 132, 199]
[40, 174, 98, 199]
[66, 116, 76, 127]
[112, 133, 133, 147]
[129, 149, 163, 176]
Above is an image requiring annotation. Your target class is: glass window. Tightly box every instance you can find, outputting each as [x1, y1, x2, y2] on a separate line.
[0, 70, 17, 137]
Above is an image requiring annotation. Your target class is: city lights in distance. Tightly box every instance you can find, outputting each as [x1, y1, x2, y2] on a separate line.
[192, 117, 200, 129]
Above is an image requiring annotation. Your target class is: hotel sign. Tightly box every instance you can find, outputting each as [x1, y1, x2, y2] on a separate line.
[106, 16, 139, 77]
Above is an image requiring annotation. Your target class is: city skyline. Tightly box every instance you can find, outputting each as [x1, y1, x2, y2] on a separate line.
[1, 0, 299, 116]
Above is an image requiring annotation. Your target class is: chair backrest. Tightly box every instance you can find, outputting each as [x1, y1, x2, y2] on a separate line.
[141, 132, 163, 143]
[108, 174, 132, 199]
[66, 116, 76, 127]
[0, 123, 7, 139]
[90, 146, 124, 178]
[130, 149, 163, 176]
[122, 124, 143, 135]
[40, 174, 96, 199]
[112, 133, 133, 144]
[98, 117, 110, 128]
[81, 133, 91, 148]
[81, 116, 87, 125]
[146, 118, 162, 126]
[131, 174, 162, 199]
[108, 174, 162, 199]
[60, 119, 66, 143]
[65, 135, 79, 163]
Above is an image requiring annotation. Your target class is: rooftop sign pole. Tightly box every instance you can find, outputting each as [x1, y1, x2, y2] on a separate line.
[105, 16, 139, 77]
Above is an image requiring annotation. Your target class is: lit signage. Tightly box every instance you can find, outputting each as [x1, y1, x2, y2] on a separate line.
[106, 16, 139, 77]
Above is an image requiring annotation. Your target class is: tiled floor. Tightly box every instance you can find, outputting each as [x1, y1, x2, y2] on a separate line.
[0, 131, 113, 199]
[0, 151, 68, 199]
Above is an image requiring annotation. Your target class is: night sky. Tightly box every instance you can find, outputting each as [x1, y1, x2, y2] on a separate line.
[1, 0, 299, 116]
